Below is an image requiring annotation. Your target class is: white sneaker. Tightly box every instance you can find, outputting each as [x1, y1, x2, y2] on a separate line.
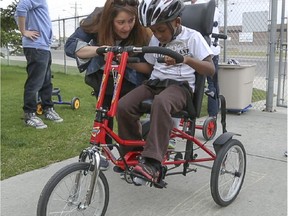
[168, 139, 176, 149]
[24, 113, 47, 129]
[44, 108, 63, 122]
[100, 155, 110, 171]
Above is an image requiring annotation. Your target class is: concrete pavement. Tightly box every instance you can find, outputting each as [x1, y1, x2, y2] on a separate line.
[1, 106, 287, 216]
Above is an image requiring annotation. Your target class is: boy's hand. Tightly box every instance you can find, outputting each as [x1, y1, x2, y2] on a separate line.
[164, 55, 176, 65]
[23, 30, 40, 41]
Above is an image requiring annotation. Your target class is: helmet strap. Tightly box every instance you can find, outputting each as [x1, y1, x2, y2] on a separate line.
[166, 21, 181, 42]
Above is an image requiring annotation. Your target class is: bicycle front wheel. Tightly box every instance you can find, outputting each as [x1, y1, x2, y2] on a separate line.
[37, 162, 109, 216]
[210, 139, 246, 206]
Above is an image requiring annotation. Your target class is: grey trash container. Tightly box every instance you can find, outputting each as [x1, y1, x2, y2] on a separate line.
[218, 64, 256, 113]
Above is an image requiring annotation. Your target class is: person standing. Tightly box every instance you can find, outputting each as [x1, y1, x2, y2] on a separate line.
[207, 4, 221, 117]
[191, 0, 221, 117]
[15, 0, 63, 129]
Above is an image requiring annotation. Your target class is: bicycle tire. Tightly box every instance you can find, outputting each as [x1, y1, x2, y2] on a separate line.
[37, 162, 109, 216]
[210, 139, 246, 206]
[202, 117, 217, 141]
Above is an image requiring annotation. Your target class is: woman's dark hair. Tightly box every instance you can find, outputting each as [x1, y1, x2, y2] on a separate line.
[80, 0, 151, 46]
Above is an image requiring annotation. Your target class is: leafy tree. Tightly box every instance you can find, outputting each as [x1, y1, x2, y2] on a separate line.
[0, 0, 22, 56]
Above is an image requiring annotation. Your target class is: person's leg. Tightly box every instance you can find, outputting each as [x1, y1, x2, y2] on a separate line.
[207, 55, 219, 117]
[33, 50, 63, 122]
[117, 84, 155, 154]
[23, 48, 51, 113]
[22, 48, 52, 128]
[38, 50, 53, 110]
[85, 73, 101, 95]
[133, 85, 187, 182]
[142, 85, 187, 163]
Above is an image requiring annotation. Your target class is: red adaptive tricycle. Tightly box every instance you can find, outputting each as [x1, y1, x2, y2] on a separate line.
[37, 45, 246, 216]
[37, 1, 246, 214]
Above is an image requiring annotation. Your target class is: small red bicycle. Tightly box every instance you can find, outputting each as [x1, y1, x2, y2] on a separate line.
[37, 46, 246, 216]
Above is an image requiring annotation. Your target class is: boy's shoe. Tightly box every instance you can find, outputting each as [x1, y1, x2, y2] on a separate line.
[99, 155, 110, 171]
[133, 163, 160, 183]
[24, 113, 47, 129]
[168, 139, 176, 149]
[44, 108, 63, 122]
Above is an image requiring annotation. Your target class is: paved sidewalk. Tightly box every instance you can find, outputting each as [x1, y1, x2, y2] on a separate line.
[1, 107, 287, 216]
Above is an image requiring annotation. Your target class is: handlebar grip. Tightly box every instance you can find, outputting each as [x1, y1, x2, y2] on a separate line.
[96, 47, 108, 55]
[142, 46, 184, 63]
[127, 57, 140, 63]
[212, 33, 227, 40]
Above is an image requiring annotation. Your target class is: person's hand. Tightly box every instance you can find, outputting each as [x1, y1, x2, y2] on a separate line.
[164, 55, 176, 65]
[98, 45, 111, 60]
[22, 30, 40, 41]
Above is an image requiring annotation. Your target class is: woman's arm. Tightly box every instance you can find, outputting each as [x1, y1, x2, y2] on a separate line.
[64, 27, 96, 59]
[127, 62, 153, 75]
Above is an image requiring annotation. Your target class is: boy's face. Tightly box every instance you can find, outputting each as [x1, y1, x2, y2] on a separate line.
[149, 19, 179, 45]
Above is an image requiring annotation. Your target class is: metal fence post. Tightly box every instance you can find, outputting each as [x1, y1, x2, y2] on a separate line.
[223, 0, 227, 63]
[63, 19, 67, 74]
[276, 0, 287, 107]
[265, 0, 278, 112]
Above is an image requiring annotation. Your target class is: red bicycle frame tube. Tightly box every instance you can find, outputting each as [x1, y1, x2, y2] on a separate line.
[89, 51, 145, 148]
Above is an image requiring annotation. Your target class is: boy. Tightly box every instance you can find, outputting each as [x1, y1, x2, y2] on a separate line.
[116, 0, 215, 183]
[15, 0, 63, 129]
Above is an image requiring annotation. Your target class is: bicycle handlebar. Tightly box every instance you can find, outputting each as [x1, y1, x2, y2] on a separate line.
[96, 46, 184, 64]
[212, 33, 227, 40]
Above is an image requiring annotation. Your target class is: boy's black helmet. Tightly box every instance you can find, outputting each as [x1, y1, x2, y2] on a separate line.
[139, 0, 185, 27]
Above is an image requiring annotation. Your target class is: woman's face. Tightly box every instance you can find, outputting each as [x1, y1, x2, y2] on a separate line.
[113, 11, 136, 40]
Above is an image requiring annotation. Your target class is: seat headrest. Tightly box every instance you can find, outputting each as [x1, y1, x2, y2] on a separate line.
[180, 0, 216, 37]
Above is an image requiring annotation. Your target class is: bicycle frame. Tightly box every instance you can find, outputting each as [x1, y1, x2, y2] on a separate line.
[88, 46, 217, 175]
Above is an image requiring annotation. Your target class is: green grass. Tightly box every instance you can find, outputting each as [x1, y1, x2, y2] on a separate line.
[1, 59, 80, 75]
[252, 88, 267, 102]
[1, 64, 266, 180]
[1, 65, 94, 180]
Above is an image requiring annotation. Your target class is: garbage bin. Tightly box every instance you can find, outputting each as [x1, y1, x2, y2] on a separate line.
[218, 63, 256, 113]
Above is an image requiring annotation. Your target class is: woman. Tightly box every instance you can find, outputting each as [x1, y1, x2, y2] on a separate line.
[65, 0, 151, 97]
[65, 0, 152, 170]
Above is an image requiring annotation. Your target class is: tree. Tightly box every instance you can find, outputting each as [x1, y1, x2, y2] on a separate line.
[0, 0, 22, 56]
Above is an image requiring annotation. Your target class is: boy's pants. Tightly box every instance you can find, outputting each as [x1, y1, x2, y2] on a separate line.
[117, 84, 187, 162]
[23, 48, 53, 113]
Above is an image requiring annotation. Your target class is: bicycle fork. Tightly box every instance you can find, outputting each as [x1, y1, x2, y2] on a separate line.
[71, 146, 101, 210]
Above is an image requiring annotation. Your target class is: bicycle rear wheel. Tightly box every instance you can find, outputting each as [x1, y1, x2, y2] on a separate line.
[210, 139, 246, 206]
[37, 162, 109, 216]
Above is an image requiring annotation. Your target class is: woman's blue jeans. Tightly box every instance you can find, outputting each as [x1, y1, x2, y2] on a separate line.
[207, 55, 219, 117]
[23, 48, 53, 113]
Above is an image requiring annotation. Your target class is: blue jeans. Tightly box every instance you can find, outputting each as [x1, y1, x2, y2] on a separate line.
[23, 48, 53, 113]
[207, 55, 219, 117]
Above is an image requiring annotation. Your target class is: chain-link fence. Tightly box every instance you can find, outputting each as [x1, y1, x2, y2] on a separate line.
[217, 0, 287, 110]
[50, 0, 287, 111]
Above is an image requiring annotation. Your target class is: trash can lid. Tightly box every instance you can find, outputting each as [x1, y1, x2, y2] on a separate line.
[219, 63, 256, 69]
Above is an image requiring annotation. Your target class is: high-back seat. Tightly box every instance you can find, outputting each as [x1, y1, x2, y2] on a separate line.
[141, 0, 216, 119]
[181, 0, 215, 118]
